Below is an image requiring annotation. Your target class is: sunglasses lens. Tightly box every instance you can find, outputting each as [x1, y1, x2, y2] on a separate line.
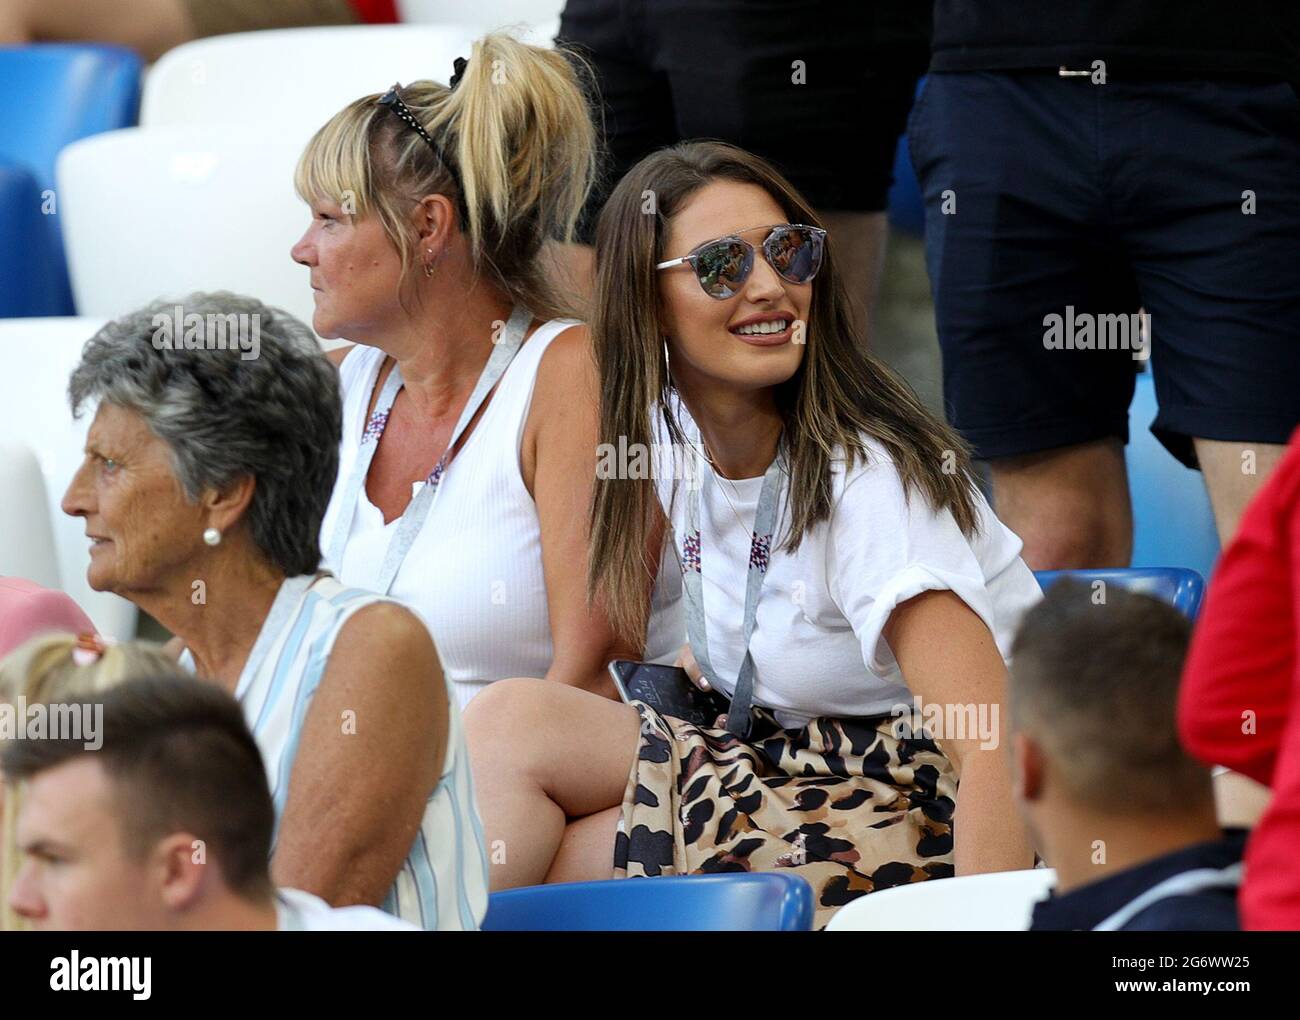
[694, 240, 752, 298]
[765, 227, 824, 284]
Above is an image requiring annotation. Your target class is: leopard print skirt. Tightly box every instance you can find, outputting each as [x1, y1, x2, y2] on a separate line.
[612, 701, 958, 929]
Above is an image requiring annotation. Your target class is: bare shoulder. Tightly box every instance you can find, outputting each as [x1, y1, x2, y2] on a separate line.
[533, 323, 596, 403]
[330, 602, 439, 689]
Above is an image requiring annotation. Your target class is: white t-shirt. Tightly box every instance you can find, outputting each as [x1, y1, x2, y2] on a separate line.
[276, 888, 419, 931]
[654, 417, 1042, 728]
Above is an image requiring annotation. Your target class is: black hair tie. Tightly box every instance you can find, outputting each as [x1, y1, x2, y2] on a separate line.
[449, 57, 468, 91]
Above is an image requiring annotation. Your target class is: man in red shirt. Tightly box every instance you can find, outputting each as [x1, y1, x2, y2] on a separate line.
[0, 0, 398, 63]
[1179, 427, 1300, 930]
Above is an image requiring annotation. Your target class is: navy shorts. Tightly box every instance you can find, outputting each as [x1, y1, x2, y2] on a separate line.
[559, 0, 926, 242]
[909, 71, 1300, 468]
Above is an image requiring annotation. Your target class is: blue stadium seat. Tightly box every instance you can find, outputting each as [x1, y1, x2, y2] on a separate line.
[1034, 567, 1205, 619]
[0, 44, 142, 315]
[888, 75, 927, 236]
[482, 873, 815, 931]
[0, 160, 70, 316]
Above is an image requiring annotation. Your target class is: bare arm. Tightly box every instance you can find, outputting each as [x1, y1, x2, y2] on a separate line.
[522, 325, 639, 699]
[883, 589, 1036, 876]
[270, 602, 446, 906]
[1, 0, 195, 62]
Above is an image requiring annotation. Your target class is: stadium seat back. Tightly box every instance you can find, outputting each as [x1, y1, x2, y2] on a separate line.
[0, 317, 137, 639]
[0, 442, 62, 590]
[0, 43, 142, 192]
[398, 0, 562, 36]
[0, 44, 142, 316]
[825, 868, 1057, 931]
[140, 25, 478, 131]
[483, 873, 815, 931]
[57, 124, 320, 327]
[1034, 566, 1205, 618]
[0, 160, 73, 316]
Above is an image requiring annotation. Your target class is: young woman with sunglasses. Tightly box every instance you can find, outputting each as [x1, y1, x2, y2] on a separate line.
[465, 141, 1041, 926]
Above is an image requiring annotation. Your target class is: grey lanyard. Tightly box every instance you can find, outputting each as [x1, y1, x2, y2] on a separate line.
[324, 305, 531, 594]
[680, 441, 785, 738]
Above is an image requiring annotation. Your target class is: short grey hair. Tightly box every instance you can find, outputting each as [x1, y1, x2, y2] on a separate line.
[69, 292, 342, 577]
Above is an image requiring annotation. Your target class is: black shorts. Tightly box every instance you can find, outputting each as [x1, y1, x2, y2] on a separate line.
[559, 0, 928, 241]
[909, 71, 1300, 468]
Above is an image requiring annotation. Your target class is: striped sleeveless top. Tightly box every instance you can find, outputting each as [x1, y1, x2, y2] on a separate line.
[183, 572, 489, 930]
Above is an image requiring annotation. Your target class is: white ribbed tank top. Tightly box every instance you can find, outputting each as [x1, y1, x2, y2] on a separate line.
[320, 321, 684, 706]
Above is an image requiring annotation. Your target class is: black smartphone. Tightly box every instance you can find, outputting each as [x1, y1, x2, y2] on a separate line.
[607, 659, 731, 730]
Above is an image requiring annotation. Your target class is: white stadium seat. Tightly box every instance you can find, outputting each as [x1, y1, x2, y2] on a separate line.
[825, 868, 1059, 932]
[0, 442, 63, 591]
[0, 317, 137, 640]
[398, 0, 561, 39]
[57, 124, 319, 327]
[140, 25, 479, 130]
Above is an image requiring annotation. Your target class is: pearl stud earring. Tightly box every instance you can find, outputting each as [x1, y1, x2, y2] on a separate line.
[203, 527, 221, 547]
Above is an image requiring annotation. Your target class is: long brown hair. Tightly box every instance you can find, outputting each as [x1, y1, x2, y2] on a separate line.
[588, 141, 981, 646]
[294, 32, 597, 320]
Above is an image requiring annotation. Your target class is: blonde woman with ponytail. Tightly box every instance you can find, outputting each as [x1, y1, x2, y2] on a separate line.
[292, 33, 680, 707]
[0, 633, 184, 930]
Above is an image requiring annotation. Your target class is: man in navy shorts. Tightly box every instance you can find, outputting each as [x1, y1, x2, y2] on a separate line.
[559, 0, 931, 339]
[911, 0, 1300, 568]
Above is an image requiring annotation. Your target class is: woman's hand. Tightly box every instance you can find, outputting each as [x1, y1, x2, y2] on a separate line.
[673, 642, 709, 690]
[674, 643, 728, 729]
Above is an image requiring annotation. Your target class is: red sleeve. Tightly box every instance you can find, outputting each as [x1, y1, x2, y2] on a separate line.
[1179, 430, 1300, 929]
[1177, 430, 1300, 785]
[1242, 692, 1300, 928]
[346, 0, 400, 24]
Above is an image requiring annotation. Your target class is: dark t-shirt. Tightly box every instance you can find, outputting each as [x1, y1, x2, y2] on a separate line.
[930, 1, 1300, 82]
[1029, 831, 1247, 932]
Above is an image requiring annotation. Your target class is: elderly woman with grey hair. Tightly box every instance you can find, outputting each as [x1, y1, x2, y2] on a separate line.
[59, 292, 488, 931]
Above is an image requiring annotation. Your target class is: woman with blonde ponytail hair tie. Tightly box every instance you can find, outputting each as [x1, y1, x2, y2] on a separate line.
[0, 633, 186, 930]
[292, 32, 682, 709]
